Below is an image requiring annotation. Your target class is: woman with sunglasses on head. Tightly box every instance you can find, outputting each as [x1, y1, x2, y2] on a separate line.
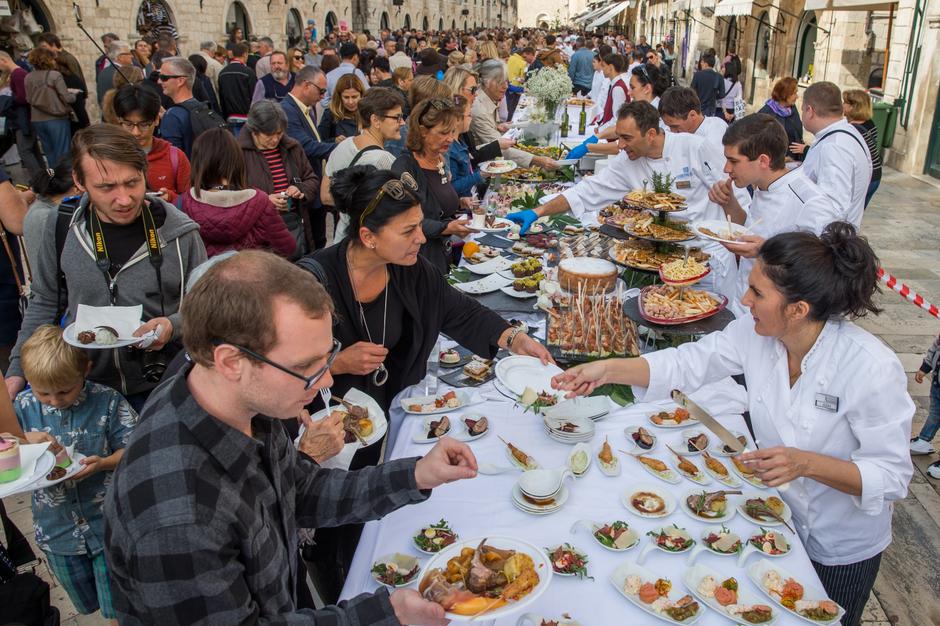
[442, 66, 511, 168]
[553, 223, 913, 626]
[298, 165, 551, 600]
[321, 87, 406, 232]
[392, 97, 475, 274]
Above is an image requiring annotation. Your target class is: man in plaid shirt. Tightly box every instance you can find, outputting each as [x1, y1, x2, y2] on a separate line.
[104, 251, 477, 624]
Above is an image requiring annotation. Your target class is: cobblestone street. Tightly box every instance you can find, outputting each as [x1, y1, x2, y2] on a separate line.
[3, 167, 939, 625]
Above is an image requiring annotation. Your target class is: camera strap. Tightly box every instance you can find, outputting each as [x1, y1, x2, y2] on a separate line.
[87, 200, 165, 316]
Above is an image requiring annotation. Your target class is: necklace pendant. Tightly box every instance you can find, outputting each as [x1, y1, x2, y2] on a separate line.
[373, 364, 389, 387]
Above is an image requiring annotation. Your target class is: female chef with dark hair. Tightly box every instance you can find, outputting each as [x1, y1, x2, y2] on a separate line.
[552, 222, 913, 626]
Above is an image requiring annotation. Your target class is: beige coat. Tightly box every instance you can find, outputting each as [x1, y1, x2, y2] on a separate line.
[469, 88, 534, 168]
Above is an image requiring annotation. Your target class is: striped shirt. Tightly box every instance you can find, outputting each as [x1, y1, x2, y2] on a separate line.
[855, 119, 882, 182]
[260, 148, 289, 193]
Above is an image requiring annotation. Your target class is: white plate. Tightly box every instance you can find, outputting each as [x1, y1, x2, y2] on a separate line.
[747, 558, 845, 625]
[481, 160, 518, 175]
[609, 560, 703, 625]
[629, 455, 681, 484]
[644, 526, 696, 556]
[512, 484, 569, 514]
[597, 444, 621, 476]
[576, 520, 639, 552]
[707, 431, 748, 457]
[622, 484, 677, 519]
[299, 388, 388, 451]
[690, 220, 753, 245]
[679, 490, 738, 524]
[419, 536, 553, 621]
[669, 456, 712, 486]
[684, 563, 779, 625]
[728, 457, 769, 489]
[466, 255, 514, 275]
[500, 285, 537, 299]
[451, 414, 490, 442]
[544, 416, 595, 438]
[677, 429, 709, 457]
[0, 445, 55, 498]
[413, 523, 460, 555]
[567, 443, 592, 477]
[737, 495, 793, 528]
[400, 391, 470, 415]
[372, 553, 422, 589]
[545, 544, 590, 577]
[63, 322, 143, 349]
[477, 218, 516, 233]
[412, 416, 455, 444]
[505, 444, 540, 470]
[624, 426, 658, 452]
[697, 527, 744, 557]
[454, 273, 514, 295]
[544, 396, 610, 422]
[647, 409, 698, 429]
[700, 456, 741, 488]
[495, 355, 564, 397]
[26, 451, 87, 491]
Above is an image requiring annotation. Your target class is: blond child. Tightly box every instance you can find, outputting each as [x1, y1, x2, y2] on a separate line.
[14, 325, 137, 621]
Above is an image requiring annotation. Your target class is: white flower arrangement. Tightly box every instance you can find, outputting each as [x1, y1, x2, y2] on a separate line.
[525, 65, 573, 113]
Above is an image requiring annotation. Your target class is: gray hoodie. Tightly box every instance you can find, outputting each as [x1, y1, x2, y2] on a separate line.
[7, 194, 207, 397]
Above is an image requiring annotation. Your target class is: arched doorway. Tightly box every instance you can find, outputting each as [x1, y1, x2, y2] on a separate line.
[137, 0, 178, 41]
[724, 15, 739, 55]
[463, 20, 467, 30]
[795, 12, 817, 82]
[423, 15, 429, 31]
[438, 17, 444, 31]
[286, 8, 304, 48]
[380, 11, 390, 30]
[324, 11, 337, 34]
[749, 10, 771, 102]
[404, 14, 411, 29]
[225, 1, 251, 38]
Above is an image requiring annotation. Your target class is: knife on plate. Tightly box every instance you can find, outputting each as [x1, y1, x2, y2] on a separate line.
[671, 389, 744, 453]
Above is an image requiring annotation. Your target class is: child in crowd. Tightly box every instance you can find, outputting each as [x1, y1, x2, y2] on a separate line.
[911, 333, 940, 478]
[13, 325, 138, 622]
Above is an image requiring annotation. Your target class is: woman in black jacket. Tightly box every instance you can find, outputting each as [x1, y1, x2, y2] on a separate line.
[391, 97, 476, 274]
[298, 165, 552, 601]
[758, 77, 805, 162]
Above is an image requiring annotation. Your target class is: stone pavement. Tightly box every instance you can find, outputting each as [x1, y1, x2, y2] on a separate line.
[4, 167, 939, 625]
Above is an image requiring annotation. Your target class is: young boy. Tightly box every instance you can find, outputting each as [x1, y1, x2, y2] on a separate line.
[13, 325, 137, 622]
[911, 334, 940, 478]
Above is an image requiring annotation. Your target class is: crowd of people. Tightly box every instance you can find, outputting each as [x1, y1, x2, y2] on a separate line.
[0, 20, 916, 626]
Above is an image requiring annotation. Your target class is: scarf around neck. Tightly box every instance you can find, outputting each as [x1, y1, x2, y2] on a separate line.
[765, 98, 792, 118]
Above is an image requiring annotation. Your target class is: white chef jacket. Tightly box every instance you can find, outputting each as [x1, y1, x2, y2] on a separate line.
[694, 115, 728, 146]
[589, 71, 609, 123]
[597, 72, 631, 133]
[560, 131, 736, 296]
[801, 119, 872, 229]
[729, 168, 840, 317]
[667, 116, 750, 212]
[635, 316, 914, 566]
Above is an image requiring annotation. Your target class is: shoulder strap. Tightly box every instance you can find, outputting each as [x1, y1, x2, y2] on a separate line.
[54, 195, 82, 322]
[296, 256, 327, 287]
[812, 129, 867, 154]
[349, 144, 382, 168]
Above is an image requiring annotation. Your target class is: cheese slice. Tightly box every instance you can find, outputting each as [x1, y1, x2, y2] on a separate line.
[712, 532, 740, 552]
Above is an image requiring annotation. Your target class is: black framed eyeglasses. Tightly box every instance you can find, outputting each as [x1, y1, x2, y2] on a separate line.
[118, 118, 156, 131]
[383, 113, 405, 122]
[359, 173, 419, 227]
[157, 74, 185, 81]
[216, 338, 342, 390]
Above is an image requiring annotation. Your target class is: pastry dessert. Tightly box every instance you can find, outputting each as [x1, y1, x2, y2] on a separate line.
[439, 349, 461, 365]
[0, 438, 22, 483]
[49, 441, 72, 469]
[557, 257, 618, 294]
[463, 359, 491, 382]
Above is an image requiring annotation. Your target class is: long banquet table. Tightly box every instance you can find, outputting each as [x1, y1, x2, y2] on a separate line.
[340, 374, 827, 625]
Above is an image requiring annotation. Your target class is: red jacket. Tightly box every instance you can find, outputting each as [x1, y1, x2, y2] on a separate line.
[147, 137, 191, 204]
[180, 188, 297, 258]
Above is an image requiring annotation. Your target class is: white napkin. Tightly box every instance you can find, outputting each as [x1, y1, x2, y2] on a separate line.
[74, 305, 143, 341]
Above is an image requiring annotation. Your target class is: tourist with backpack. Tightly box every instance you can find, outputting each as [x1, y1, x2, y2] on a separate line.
[3, 125, 207, 410]
[157, 57, 226, 158]
[113, 84, 191, 205]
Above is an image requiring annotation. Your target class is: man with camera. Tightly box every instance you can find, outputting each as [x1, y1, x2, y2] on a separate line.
[4, 125, 207, 411]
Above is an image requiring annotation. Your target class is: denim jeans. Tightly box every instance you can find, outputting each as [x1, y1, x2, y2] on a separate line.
[864, 179, 880, 208]
[33, 118, 71, 168]
[917, 380, 940, 441]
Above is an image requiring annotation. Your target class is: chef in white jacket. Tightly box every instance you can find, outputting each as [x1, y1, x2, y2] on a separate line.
[510, 100, 737, 297]
[659, 86, 729, 146]
[800, 81, 871, 228]
[708, 113, 840, 316]
[553, 223, 914, 626]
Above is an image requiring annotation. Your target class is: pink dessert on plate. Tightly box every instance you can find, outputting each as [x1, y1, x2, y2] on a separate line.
[0, 437, 22, 483]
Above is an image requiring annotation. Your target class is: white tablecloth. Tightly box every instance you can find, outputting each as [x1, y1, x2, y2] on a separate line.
[339, 377, 824, 625]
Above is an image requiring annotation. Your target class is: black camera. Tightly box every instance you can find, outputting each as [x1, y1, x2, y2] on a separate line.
[140, 350, 168, 383]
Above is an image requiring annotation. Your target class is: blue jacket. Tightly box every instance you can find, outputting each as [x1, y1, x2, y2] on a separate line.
[280, 95, 336, 185]
[568, 48, 595, 88]
[160, 97, 197, 157]
[447, 139, 484, 198]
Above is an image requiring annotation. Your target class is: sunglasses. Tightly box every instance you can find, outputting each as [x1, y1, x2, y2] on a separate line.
[464, 85, 479, 96]
[360, 173, 419, 227]
[157, 74, 185, 81]
[634, 63, 652, 84]
[216, 338, 342, 391]
[382, 113, 405, 122]
[294, 55, 304, 60]
[418, 97, 457, 127]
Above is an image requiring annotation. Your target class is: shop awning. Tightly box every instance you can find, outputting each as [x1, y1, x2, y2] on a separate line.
[714, 0, 754, 16]
[575, 4, 613, 23]
[588, 0, 632, 28]
[803, 0, 894, 10]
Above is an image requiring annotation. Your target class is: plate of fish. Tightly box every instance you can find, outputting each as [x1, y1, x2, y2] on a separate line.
[611, 560, 702, 624]
[748, 559, 844, 624]
[685, 563, 778, 625]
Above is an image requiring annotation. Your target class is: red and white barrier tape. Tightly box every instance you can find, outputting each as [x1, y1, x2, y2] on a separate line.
[878, 267, 940, 319]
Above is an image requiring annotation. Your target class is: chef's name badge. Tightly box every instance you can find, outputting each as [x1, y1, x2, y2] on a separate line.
[676, 179, 691, 189]
[814, 393, 839, 413]
[675, 166, 692, 189]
